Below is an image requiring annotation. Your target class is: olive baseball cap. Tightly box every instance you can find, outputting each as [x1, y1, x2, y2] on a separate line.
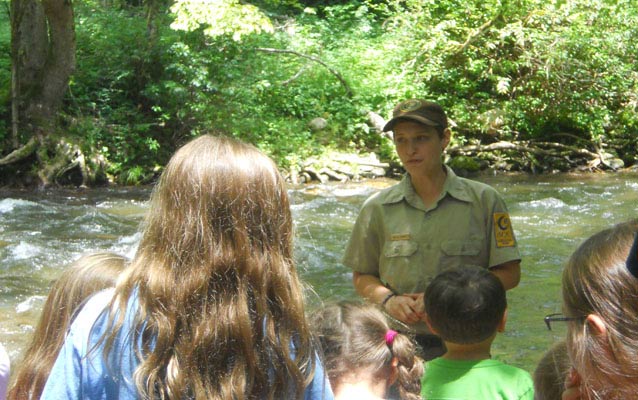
[382, 99, 448, 132]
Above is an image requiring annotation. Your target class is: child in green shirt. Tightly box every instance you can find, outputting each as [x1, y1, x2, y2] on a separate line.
[421, 267, 533, 400]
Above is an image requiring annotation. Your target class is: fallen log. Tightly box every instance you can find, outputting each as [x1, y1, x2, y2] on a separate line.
[448, 140, 601, 163]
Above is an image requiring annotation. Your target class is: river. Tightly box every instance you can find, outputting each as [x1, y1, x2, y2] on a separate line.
[1, 171, 637, 375]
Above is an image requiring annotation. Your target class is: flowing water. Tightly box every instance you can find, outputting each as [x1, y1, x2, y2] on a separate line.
[1, 172, 637, 375]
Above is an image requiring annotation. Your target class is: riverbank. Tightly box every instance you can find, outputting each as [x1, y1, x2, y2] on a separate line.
[1, 142, 637, 189]
[288, 148, 638, 184]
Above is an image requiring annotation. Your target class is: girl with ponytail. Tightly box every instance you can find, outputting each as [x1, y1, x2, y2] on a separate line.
[311, 301, 423, 400]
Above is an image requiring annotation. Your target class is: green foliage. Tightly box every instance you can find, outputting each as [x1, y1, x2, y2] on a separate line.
[378, 0, 638, 149]
[3, 0, 636, 181]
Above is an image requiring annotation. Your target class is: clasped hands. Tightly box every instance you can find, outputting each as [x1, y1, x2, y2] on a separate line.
[383, 293, 427, 325]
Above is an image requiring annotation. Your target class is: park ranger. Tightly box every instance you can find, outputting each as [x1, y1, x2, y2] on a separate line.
[343, 99, 521, 359]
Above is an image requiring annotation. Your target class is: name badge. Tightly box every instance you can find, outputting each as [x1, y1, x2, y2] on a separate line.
[390, 233, 411, 241]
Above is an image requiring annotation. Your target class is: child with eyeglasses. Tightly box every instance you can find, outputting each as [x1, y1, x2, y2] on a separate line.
[561, 219, 638, 400]
[421, 266, 533, 400]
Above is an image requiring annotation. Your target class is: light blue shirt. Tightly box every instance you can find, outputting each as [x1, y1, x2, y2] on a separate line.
[41, 289, 333, 400]
[0, 342, 10, 400]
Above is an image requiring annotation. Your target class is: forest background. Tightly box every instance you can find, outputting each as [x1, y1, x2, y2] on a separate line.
[1, 0, 637, 186]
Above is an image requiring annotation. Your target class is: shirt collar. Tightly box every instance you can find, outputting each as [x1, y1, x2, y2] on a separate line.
[381, 165, 473, 205]
[441, 165, 473, 203]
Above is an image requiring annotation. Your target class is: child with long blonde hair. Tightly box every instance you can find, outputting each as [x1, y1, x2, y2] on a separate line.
[41, 135, 332, 400]
[8, 252, 126, 400]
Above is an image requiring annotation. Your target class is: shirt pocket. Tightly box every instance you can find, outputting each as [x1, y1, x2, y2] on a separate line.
[438, 239, 483, 271]
[440, 239, 482, 257]
[384, 240, 419, 258]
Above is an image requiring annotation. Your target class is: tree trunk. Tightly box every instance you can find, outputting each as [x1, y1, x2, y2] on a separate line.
[10, 0, 75, 145]
[10, 0, 48, 145]
[7, 0, 76, 185]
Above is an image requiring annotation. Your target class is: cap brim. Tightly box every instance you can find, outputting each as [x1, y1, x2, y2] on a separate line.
[382, 115, 439, 132]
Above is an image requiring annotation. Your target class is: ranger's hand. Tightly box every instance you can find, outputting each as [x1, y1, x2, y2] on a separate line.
[384, 294, 422, 324]
[404, 292, 426, 318]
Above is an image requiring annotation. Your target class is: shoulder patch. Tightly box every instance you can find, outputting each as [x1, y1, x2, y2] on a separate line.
[493, 212, 516, 248]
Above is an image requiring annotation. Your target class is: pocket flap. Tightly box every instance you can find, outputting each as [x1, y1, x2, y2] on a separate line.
[441, 240, 481, 256]
[384, 240, 418, 258]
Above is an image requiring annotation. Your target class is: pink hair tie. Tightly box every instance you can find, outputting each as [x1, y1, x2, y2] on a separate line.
[385, 329, 398, 346]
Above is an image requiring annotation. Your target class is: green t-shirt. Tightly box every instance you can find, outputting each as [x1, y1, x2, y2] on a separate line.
[422, 358, 534, 400]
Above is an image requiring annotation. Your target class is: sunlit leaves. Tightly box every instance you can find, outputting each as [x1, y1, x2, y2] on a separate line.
[496, 77, 510, 95]
[170, 0, 273, 41]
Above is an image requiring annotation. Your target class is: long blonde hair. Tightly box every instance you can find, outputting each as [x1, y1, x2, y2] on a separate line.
[104, 134, 314, 399]
[562, 219, 638, 399]
[311, 301, 423, 400]
[8, 252, 126, 400]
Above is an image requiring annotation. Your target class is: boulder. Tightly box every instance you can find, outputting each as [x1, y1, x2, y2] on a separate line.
[308, 117, 328, 131]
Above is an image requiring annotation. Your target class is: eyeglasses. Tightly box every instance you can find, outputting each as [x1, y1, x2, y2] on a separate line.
[544, 313, 586, 331]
